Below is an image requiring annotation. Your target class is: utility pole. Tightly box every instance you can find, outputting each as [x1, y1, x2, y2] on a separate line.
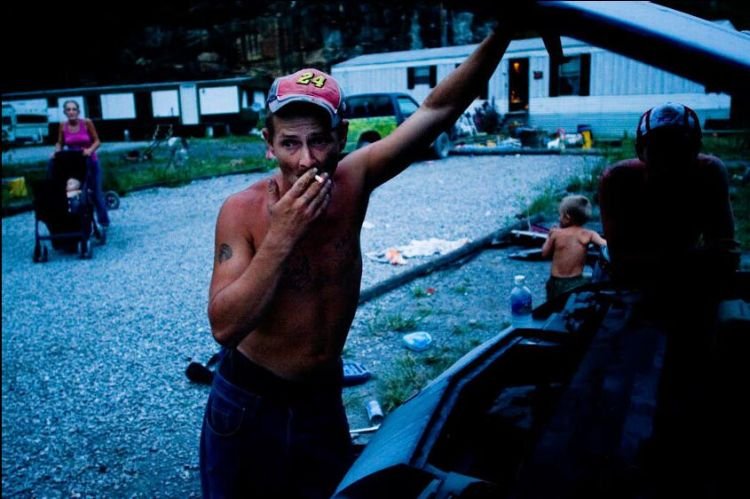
[440, 2, 448, 46]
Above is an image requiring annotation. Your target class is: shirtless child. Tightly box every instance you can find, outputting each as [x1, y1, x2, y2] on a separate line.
[541, 194, 607, 301]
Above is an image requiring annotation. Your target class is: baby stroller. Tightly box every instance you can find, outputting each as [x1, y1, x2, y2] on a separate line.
[31, 150, 104, 262]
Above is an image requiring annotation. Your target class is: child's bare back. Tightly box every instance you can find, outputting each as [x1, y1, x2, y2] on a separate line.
[542, 195, 607, 302]
[543, 225, 603, 277]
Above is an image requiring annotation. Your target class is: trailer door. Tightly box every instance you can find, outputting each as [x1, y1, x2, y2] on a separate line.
[179, 84, 199, 125]
[508, 58, 529, 112]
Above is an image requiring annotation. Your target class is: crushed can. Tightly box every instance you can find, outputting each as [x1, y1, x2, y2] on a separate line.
[365, 399, 384, 425]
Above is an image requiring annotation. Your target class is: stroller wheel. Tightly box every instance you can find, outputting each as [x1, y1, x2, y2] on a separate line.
[94, 224, 107, 245]
[79, 239, 93, 259]
[33, 244, 49, 263]
[105, 191, 120, 210]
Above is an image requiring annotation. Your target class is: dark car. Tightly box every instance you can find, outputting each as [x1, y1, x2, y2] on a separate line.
[343, 92, 453, 159]
[334, 2, 750, 498]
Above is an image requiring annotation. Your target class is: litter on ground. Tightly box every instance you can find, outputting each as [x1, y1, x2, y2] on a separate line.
[367, 237, 471, 265]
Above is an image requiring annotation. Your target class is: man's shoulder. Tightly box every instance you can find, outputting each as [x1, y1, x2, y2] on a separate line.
[696, 153, 727, 171]
[602, 158, 645, 184]
[222, 178, 269, 212]
[604, 158, 645, 175]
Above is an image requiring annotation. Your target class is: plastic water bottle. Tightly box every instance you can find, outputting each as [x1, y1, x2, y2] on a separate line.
[510, 275, 533, 327]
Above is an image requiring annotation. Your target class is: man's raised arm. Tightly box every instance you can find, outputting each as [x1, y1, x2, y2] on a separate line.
[357, 27, 512, 191]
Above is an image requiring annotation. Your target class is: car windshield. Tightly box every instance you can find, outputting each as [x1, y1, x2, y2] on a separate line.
[397, 96, 418, 118]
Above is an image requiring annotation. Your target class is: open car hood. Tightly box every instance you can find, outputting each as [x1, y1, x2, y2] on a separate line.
[335, 3, 750, 498]
[534, 1, 750, 95]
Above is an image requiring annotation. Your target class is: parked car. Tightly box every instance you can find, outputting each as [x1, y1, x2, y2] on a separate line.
[343, 92, 453, 159]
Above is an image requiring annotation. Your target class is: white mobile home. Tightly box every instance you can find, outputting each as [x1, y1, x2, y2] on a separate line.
[1, 100, 49, 145]
[1, 76, 269, 143]
[332, 36, 732, 139]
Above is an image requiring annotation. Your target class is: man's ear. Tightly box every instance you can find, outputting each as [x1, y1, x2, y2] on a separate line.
[262, 128, 275, 159]
[336, 120, 349, 152]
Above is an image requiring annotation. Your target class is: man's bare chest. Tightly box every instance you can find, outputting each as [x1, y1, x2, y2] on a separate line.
[280, 225, 362, 291]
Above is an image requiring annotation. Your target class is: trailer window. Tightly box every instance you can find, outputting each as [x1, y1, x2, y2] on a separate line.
[408, 66, 437, 89]
[200, 86, 239, 115]
[152, 90, 180, 118]
[101, 93, 136, 120]
[549, 54, 591, 97]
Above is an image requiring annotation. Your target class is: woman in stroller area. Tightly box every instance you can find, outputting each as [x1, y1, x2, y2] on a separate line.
[50, 100, 110, 237]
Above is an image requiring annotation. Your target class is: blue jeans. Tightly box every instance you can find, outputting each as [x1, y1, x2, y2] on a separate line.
[199, 350, 353, 499]
[86, 157, 110, 227]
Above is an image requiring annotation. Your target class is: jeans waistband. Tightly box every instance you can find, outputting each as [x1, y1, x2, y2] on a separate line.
[218, 348, 343, 400]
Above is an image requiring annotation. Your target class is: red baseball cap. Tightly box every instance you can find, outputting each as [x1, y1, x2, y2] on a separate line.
[266, 68, 345, 126]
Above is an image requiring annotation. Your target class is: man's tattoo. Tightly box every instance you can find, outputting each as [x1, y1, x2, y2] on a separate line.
[218, 243, 233, 263]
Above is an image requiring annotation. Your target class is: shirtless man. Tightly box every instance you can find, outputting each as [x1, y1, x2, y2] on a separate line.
[199, 27, 513, 499]
[541, 194, 607, 301]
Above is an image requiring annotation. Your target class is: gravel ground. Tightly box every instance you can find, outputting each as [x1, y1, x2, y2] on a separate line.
[2, 153, 599, 497]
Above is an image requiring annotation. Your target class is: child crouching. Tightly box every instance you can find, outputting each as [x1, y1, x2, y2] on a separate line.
[541, 194, 607, 301]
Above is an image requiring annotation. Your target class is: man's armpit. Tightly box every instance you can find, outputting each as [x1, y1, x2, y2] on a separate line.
[217, 243, 233, 263]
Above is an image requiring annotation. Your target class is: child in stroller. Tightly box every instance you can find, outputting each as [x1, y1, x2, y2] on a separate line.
[31, 150, 105, 262]
[66, 178, 84, 214]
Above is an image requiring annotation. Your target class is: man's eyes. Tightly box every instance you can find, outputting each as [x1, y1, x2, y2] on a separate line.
[310, 137, 333, 146]
[280, 138, 332, 148]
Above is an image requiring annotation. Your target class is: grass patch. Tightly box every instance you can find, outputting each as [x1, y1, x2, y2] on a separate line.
[451, 320, 487, 335]
[383, 313, 420, 332]
[732, 182, 750, 250]
[378, 354, 431, 411]
[378, 334, 488, 410]
[451, 280, 471, 294]
[2, 136, 275, 210]
[366, 309, 430, 335]
[565, 160, 608, 197]
[703, 132, 750, 161]
[526, 185, 562, 217]
[412, 286, 438, 298]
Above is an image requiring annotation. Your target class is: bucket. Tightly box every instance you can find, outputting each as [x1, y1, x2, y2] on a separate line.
[577, 124, 593, 149]
[3, 177, 28, 198]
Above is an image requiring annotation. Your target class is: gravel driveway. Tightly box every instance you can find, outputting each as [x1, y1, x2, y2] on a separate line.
[2, 153, 599, 497]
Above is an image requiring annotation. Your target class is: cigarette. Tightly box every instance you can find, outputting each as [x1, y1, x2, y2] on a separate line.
[314, 174, 324, 184]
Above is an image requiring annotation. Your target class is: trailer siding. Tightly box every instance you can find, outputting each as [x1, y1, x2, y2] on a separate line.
[332, 36, 732, 138]
[2, 77, 267, 142]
